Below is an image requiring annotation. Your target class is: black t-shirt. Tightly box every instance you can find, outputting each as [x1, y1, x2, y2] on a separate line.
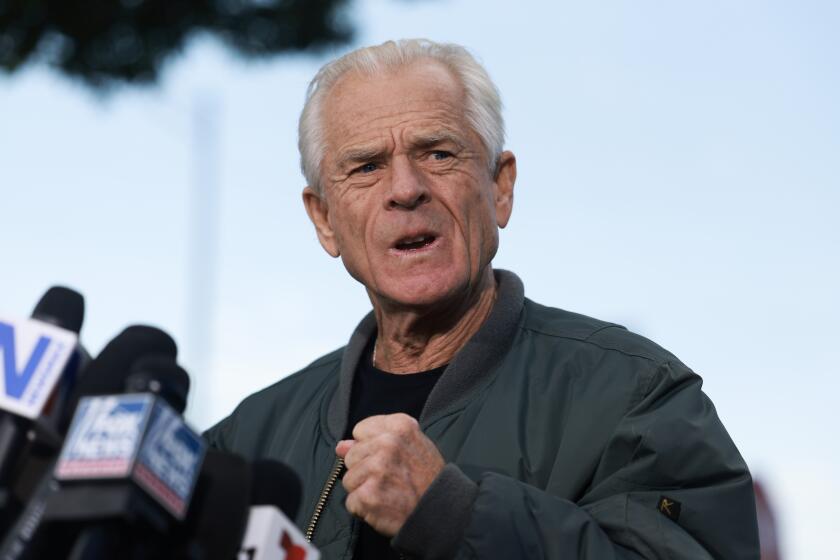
[344, 340, 446, 560]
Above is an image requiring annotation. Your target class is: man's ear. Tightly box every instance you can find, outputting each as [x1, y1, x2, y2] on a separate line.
[302, 186, 340, 257]
[493, 151, 516, 228]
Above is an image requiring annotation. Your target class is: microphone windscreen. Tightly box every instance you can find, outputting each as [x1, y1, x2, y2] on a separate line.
[60, 325, 177, 431]
[78, 325, 177, 394]
[183, 449, 252, 560]
[250, 459, 303, 519]
[125, 355, 190, 414]
[31, 286, 85, 334]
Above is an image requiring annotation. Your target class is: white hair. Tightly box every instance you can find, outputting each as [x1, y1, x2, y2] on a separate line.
[298, 39, 505, 194]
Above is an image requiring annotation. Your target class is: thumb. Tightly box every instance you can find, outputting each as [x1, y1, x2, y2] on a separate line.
[336, 439, 356, 458]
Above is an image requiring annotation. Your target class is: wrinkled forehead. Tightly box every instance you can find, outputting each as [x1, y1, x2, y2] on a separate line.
[320, 60, 470, 146]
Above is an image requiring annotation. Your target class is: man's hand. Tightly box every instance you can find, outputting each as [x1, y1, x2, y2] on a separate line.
[336, 413, 445, 537]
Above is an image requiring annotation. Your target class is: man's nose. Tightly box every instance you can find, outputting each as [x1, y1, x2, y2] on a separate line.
[385, 155, 430, 210]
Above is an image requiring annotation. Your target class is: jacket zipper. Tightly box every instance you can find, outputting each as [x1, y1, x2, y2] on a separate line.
[305, 456, 346, 542]
[305, 456, 408, 559]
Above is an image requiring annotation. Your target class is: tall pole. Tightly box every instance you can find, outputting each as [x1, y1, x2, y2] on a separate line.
[185, 93, 221, 429]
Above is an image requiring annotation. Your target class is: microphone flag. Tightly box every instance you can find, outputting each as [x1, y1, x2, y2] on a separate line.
[0, 316, 78, 419]
[55, 393, 205, 519]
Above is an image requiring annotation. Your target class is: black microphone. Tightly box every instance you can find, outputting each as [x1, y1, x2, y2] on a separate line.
[0, 287, 85, 465]
[0, 287, 86, 532]
[30, 287, 92, 428]
[124, 355, 190, 415]
[42, 352, 204, 559]
[0, 326, 180, 560]
[170, 449, 253, 560]
[59, 324, 178, 433]
[30, 287, 85, 334]
[238, 460, 319, 560]
[250, 460, 302, 520]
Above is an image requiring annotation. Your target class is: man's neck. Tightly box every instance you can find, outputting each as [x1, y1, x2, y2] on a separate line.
[370, 268, 497, 374]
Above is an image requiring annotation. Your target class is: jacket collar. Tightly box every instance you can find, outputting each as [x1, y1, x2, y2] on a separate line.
[326, 269, 525, 441]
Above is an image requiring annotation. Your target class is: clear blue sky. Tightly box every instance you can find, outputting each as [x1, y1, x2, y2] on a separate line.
[2, 1, 838, 556]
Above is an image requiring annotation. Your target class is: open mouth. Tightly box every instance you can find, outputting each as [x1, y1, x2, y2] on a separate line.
[394, 234, 437, 251]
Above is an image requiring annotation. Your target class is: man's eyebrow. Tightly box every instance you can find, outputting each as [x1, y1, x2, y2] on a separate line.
[336, 145, 387, 168]
[408, 130, 466, 150]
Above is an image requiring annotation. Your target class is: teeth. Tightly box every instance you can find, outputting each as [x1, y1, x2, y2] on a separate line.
[395, 234, 434, 250]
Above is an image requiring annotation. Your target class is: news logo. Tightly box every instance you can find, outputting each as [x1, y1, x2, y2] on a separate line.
[0, 316, 78, 419]
[134, 400, 206, 519]
[56, 394, 206, 520]
[55, 395, 150, 478]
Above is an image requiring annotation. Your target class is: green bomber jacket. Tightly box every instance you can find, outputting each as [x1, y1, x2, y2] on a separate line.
[204, 270, 759, 559]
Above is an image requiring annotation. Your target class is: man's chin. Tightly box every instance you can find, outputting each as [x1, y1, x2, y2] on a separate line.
[372, 272, 467, 310]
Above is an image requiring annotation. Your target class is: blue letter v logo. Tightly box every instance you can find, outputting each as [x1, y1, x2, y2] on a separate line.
[0, 322, 51, 400]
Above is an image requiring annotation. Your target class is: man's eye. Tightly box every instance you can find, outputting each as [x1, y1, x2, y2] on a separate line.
[354, 162, 378, 174]
[431, 151, 453, 161]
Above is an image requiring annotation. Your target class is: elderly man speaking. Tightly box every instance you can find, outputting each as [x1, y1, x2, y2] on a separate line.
[205, 39, 758, 559]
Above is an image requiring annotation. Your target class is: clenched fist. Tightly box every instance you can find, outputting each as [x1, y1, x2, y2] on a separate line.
[336, 413, 445, 537]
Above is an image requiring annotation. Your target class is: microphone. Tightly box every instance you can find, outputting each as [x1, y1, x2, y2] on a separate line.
[124, 355, 190, 415]
[9, 325, 180, 512]
[30, 287, 85, 334]
[30, 287, 92, 429]
[0, 287, 85, 531]
[0, 286, 83, 426]
[0, 326, 182, 560]
[59, 324, 178, 433]
[239, 460, 319, 560]
[44, 352, 205, 558]
[170, 449, 253, 560]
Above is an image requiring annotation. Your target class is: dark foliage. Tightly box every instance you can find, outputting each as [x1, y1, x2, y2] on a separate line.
[0, 0, 352, 86]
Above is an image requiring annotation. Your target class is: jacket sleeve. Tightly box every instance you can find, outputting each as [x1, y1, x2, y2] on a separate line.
[392, 360, 759, 559]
